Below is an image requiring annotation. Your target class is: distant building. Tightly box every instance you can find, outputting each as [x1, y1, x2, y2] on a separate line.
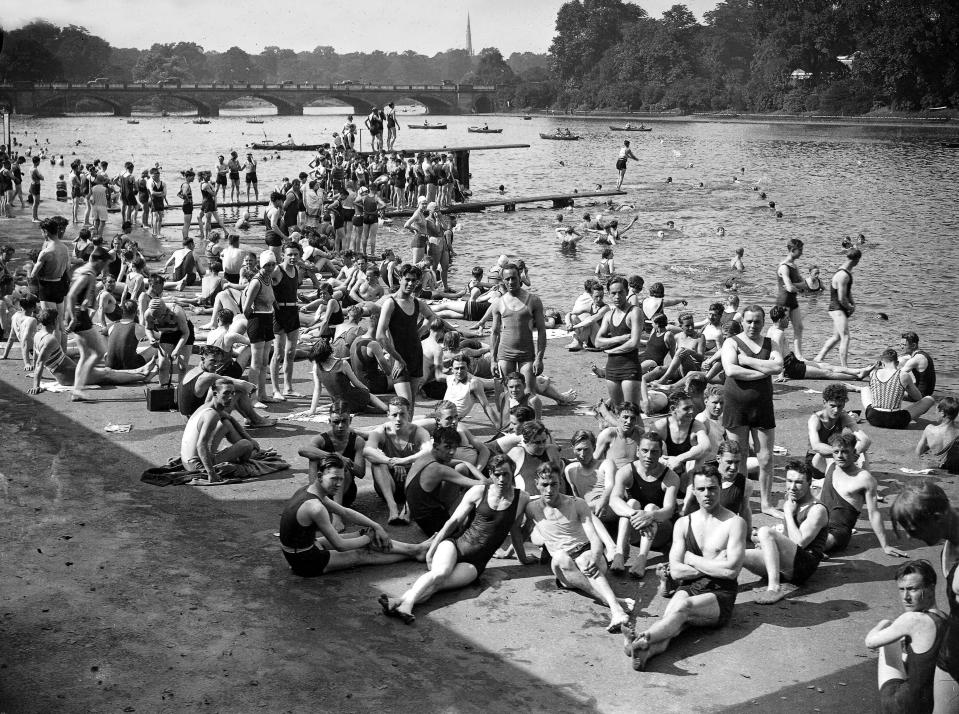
[790, 68, 813, 85]
[836, 53, 858, 68]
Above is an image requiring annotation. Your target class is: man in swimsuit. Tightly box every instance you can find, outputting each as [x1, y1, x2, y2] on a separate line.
[506, 420, 565, 497]
[821, 433, 907, 557]
[899, 331, 936, 398]
[615, 140, 639, 190]
[815, 247, 861, 367]
[864, 560, 946, 714]
[64, 246, 110, 402]
[767, 305, 872, 382]
[270, 242, 319, 401]
[650, 390, 710, 482]
[625, 468, 746, 671]
[180, 379, 259, 484]
[527, 462, 632, 632]
[610, 431, 681, 579]
[916, 397, 959, 474]
[491, 263, 547, 397]
[144, 297, 194, 387]
[385, 102, 399, 151]
[376, 263, 444, 416]
[405, 426, 490, 536]
[178, 345, 276, 426]
[591, 401, 643, 551]
[444, 355, 499, 425]
[303, 399, 367, 529]
[806, 382, 871, 478]
[721, 304, 782, 518]
[31, 216, 71, 350]
[743, 460, 829, 604]
[861, 348, 936, 429]
[776, 238, 807, 360]
[364, 396, 432, 525]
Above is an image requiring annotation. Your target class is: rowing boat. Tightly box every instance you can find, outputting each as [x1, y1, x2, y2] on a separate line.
[250, 141, 329, 151]
[609, 125, 652, 131]
[540, 132, 580, 141]
[408, 123, 448, 130]
[468, 127, 502, 133]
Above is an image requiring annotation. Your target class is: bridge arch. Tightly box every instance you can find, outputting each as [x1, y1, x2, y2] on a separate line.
[405, 94, 456, 115]
[472, 95, 495, 113]
[35, 93, 128, 117]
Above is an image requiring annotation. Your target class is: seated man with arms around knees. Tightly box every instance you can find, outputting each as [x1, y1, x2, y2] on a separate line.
[526, 462, 631, 633]
[364, 396, 432, 525]
[413, 399, 491, 470]
[180, 378, 259, 484]
[743, 460, 828, 604]
[822, 433, 907, 558]
[609, 431, 680, 579]
[624, 467, 746, 671]
[806, 382, 871, 478]
[302, 399, 366, 531]
[281, 453, 429, 577]
[405, 426, 490, 536]
[864, 559, 945, 714]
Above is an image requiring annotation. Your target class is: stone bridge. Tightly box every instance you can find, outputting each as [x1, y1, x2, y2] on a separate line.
[0, 81, 498, 117]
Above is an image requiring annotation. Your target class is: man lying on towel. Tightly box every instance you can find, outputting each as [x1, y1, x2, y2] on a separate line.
[181, 377, 259, 484]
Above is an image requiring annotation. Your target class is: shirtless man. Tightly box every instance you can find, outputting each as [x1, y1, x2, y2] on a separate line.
[177, 345, 275, 428]
[364, 396, 432, 525]
[162, 238, 203, 289]
[349, 264, 385, 309]
[651, 311, 706, 386]
[180, 379, 258, 484]
[625, 468, 746, 671]
[815, 247, 861, 367]
[806, 383, 871, 478]
[743, 461, 828, 604]
[821, 433, 907, 558]
[491, 263, 547, 397]
[376, 263, 443, 415]
[899, 331, 936, 398]
[144, 297, 194, 386]
[615, 140, 639, 190]
[527, 462, 631, 632]
[445, 355, 498, 425]
[609, 432, 681, 579]
[405, 426, 490, 536]
[64, 246, 110, 401]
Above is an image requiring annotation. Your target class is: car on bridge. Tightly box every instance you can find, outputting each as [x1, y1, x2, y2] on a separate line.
[281, 80, 296, 87]
[86, 77, 110, 86]
[336, 79, 355, 86]
[158, 78, 181, 87]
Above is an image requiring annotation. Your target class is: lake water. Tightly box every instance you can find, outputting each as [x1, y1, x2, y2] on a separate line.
[11, 113, 959, 390]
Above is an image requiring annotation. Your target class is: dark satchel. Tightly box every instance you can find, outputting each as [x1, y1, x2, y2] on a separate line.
[145, 380, 176, 411]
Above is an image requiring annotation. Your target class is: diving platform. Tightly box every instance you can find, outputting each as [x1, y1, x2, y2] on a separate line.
[383, 189, 627, 218]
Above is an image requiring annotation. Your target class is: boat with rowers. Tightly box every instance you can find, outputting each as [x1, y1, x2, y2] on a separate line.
[468, 125, 502, 134]
[250, 139, 330, 151]
[408, 121, 448, 130]
[540, 130, 580, 141]
[246, 117, 265, 124]
[192, 118, 211, 125]
[609, 124, 651, 131]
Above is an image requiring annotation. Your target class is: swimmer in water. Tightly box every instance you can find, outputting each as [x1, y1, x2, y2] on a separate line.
[498, 185, 506, 194]
[768, 201, 776, 209]
[665, 177, 673, 184]
[776, 211, 783, 218]
[760, 192, 766, 199]
[730, 248, 744, 272]
[557, 226, 584, 251]
[717, 226, 726, 237]
[666, 221, 675, 230]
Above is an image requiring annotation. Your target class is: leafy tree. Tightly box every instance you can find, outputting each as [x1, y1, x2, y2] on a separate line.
[469, 48, 515, 85]
[548, 0, 646, 81]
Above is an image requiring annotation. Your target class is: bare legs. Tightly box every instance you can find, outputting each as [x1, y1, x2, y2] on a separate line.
[248, 340, 272, 404]
[382, 539, 479, 621]
[816, 309, 850, 367]
[727, 425, 777, 517]
[270, 329, 301, 399]
[72, 328, 105, 401]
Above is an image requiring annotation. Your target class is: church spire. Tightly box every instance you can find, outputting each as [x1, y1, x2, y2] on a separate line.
[466, 12, 473, 57]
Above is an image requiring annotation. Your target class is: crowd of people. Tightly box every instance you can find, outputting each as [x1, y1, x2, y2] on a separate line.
[2, 129, 958, 707]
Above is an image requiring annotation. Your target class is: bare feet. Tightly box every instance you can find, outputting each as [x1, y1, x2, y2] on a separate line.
[71, 391, 95, 402]
[656, 563, 677, 598]
[565, 339, 582, 352]
[753, 583, 795, 604]
[630, 633, 652, 671]
[629, 554, 647, 580]
[272, 392, 287, 402]
[607, 610, 629, 634]
[557, 389, 577, 404]
[283, 389, 304, 398]
[609, 553, 626, 573]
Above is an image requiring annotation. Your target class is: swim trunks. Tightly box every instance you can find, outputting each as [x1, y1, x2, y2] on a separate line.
[69, 308, 94, 333]
[272, 305, 301, 334]
[783, 352, 807, 379]
[865, 406, 911, 430]
[247, 313, 275, 343]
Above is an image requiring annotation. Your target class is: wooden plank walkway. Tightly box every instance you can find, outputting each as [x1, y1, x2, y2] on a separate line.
[382, 189, 627, 217]
[356, 143, 530, 156]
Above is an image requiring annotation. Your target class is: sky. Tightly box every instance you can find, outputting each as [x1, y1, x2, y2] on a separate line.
[3, 0, 721, 55]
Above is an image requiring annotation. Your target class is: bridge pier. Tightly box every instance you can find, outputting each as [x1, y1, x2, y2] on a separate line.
[275, 104, 303, 117]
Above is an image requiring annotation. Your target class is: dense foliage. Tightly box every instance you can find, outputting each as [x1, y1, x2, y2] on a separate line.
[2, 2, 957, 114]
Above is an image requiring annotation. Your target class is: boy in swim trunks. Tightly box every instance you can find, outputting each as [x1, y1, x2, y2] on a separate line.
[916, 397, 959, 474]
[624, 468, 746, 671]
[805, 382, 871, 478]
[64, 246, 111, 401]
[491, 263, 547, 396]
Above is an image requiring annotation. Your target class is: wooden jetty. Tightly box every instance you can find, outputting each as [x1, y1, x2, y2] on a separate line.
[383, 189, 627, 217]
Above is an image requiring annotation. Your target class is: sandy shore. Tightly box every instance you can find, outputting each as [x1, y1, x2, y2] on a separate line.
[1, 207, 955, 713]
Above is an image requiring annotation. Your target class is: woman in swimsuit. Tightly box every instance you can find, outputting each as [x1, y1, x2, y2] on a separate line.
[378, 454, 534, 624]
[642, 282, 686, 334]
[776, 238, 807, 361]
[815, 247, 861, 367]
[308, 339, 388, 414]
[28, 308, 155, 394]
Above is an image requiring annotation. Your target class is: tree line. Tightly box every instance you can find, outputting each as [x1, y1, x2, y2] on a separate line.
[540, 0, 958, 114]
[0, 21, 545, 90]
[2, 3, 956, 115]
